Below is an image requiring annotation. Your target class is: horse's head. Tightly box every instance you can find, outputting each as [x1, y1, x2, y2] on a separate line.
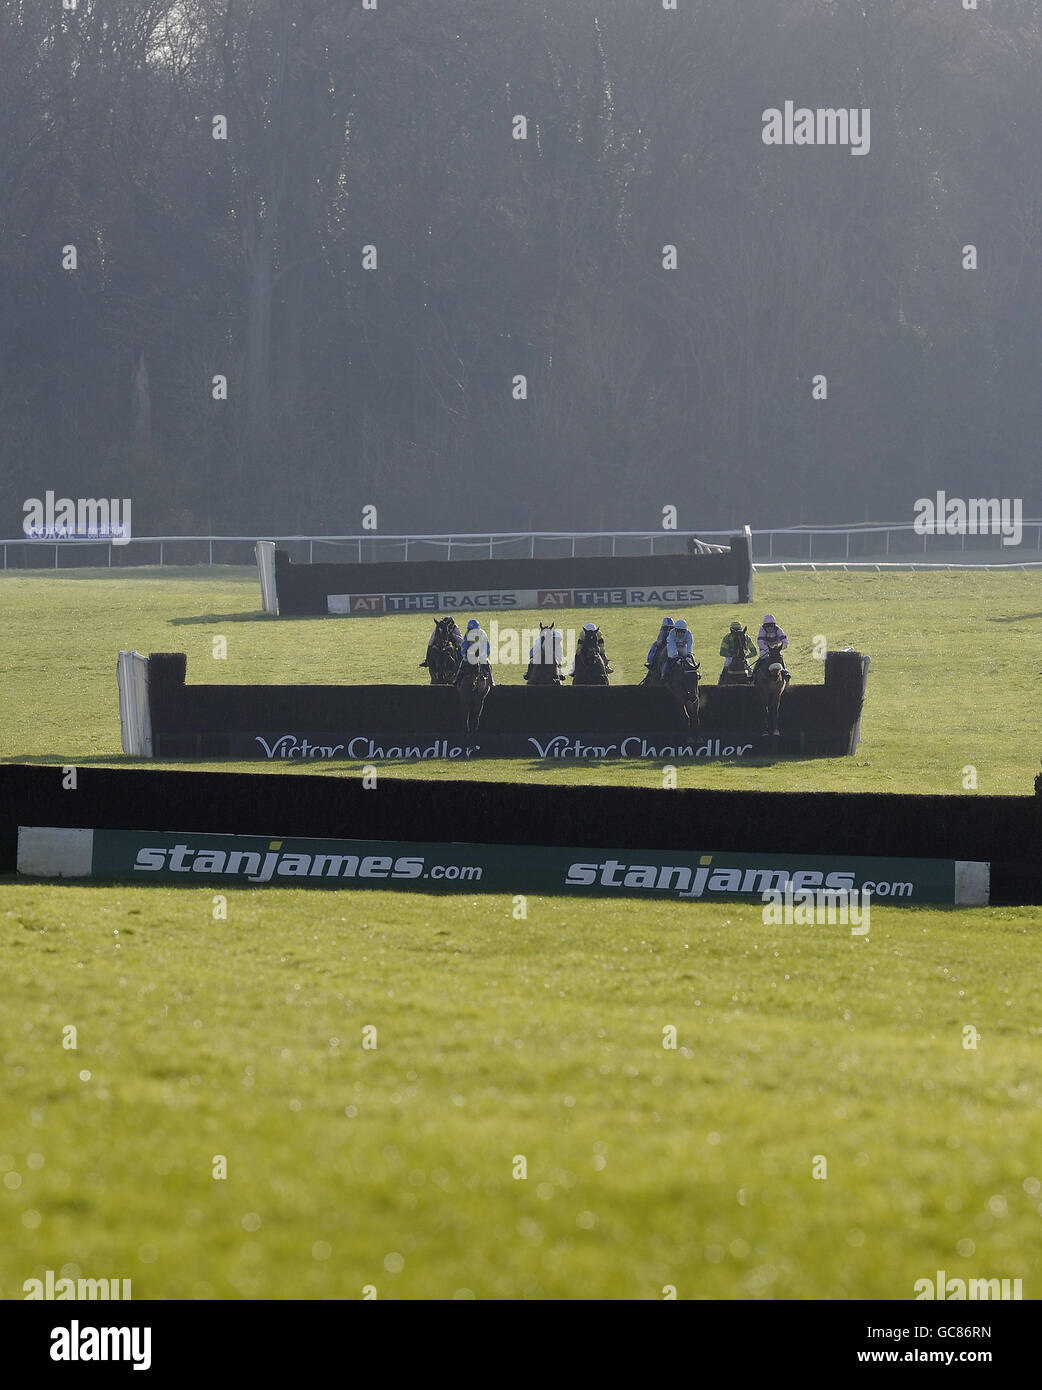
[669, 651, 699, 683]
[532, 621, 560, 666]
[764, 641, 785, 672]
[668, 654, 701, 728]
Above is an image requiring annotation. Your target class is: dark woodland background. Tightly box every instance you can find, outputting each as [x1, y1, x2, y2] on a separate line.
[1, 0, 1039, 535]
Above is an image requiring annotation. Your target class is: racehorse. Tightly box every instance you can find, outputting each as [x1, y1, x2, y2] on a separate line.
[665, 655, 701, 731]
[755, 640, 787, 737]
[720, 628, 753, 685]
[640, 641, 667, 687]
[458, 658, 493, 733]
[524, 621, 565, 686]
[425, 616, 462, 686]
[572, 625, 610, 686]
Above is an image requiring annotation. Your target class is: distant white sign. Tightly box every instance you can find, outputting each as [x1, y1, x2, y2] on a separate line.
[327, 584, 738, 615]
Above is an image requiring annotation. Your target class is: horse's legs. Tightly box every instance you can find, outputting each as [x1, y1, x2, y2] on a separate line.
[472, 686, 489, 733]
[766, 682, 781, 735]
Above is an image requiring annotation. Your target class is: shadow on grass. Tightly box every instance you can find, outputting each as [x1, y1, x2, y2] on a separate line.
[3, 754, 154, 767]
[987, 612, 1042, 623]
[3, 752, 832, 772]
[1, 754, 369, 774]
[168, 611, 274, 625]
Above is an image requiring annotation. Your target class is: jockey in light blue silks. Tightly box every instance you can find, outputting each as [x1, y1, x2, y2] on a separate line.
[455, 618, 494, 686]
[662, 617, 694, 677]
[645, 616, 674, 681]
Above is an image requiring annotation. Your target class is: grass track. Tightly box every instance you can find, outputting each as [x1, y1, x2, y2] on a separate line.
[1, 565, 1040, 792]
[2, 886, 1041, 1300]
[2, 566, 1041, 1300]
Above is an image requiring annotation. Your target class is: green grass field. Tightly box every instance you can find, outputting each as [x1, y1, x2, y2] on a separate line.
[3, 887, 1041, 1300]
[2, 566, 1041, 1299]
[1, 564, 1040, 792]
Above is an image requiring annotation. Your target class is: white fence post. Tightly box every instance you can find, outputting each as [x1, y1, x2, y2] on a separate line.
[116, 651, 154, 757]
[255, 541, 278, 615]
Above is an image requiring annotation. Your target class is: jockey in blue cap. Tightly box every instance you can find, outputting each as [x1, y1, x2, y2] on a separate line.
[662, 617, 694, 677]
[644, 616, 674, 681]
[455, 618, 494, 686]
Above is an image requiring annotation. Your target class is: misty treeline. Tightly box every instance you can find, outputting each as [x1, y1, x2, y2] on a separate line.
[1, 0, 1039, 536]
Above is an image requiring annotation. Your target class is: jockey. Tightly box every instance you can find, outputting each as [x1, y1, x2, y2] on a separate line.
[663, 617, 694, 676]
[420, 617, 462, 667]
[524, 625, 563, 681]
[455, 618, 494, 686]
[719, 619, 756, 681]
[645, 616, 674, 679]
[579, 621, 614, 674]
[753, 613, 790, 683]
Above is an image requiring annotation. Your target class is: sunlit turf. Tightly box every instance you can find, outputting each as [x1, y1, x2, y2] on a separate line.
[2, 883, 1040, 1300]
[2, 566, 1041, 1301]
[1, 565, 1040, 793]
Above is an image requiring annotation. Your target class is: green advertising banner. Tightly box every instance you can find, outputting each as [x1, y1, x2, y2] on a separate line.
[43, 827, 986, 905]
